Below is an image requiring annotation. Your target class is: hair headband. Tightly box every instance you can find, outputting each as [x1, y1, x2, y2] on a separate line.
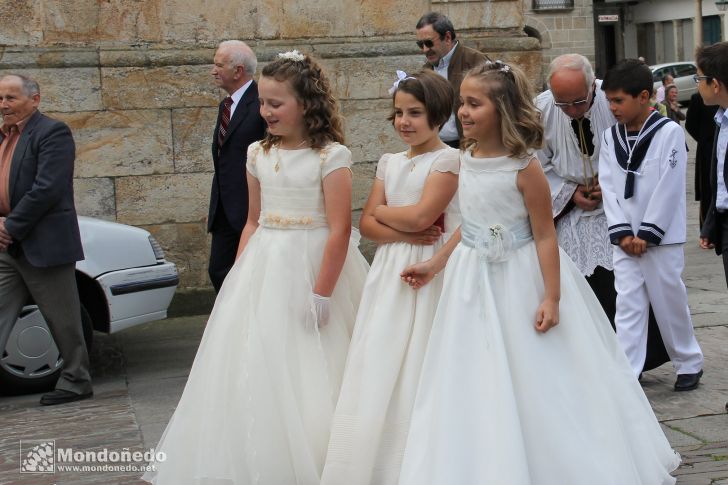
[278, 50, 306, 62]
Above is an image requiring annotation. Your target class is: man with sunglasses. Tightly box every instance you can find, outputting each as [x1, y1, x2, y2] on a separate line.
[535, 54, 669, 374]
[416, 12, 486, 148]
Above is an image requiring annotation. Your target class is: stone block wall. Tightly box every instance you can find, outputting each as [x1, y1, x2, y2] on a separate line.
[523, 0, 595, 89]
[0, 0, 540, 289]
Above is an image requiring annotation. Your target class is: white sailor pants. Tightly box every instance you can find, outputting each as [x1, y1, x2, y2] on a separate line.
[613, 244, 704, 376]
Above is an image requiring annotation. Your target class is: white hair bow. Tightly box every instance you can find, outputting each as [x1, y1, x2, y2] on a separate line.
[388, 70, 417, 95]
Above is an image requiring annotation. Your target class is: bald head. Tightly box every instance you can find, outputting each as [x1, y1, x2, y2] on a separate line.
[0, 74, 41, 125]
[0, 74, 40, 97]
[212, 40, 257, 95]
[548, 54, 596, 119]
[548, 54, 595, 91]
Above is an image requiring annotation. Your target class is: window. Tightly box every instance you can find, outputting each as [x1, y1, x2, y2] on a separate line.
[532, 0, 574, 10]
[674, 64, 696, 78]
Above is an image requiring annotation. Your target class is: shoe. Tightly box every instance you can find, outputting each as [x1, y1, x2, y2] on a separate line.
[674, 370, 703, 392]
[40, 389, 93, 406]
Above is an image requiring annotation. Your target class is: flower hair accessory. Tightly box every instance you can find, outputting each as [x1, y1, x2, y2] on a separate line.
[388, 70, 417, 95]
[278, 50, 306, 62]
[486, 60, 511, 73]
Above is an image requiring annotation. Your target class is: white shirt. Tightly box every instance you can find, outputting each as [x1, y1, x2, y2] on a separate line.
[715, 108, 728, 210]
[434, 43, 459, 142]
[655, 85, 666, 104]
[229, 79, 253, 118]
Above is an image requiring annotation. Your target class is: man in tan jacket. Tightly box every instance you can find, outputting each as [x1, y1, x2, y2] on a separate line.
[416, 12, 487, 148]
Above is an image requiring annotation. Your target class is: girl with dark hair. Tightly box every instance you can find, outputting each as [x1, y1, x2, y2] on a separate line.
[143, 51, 368, 485]
[322, 70, 460, 485]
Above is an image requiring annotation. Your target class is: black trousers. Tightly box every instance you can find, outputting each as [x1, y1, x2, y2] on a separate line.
[208, 206, 242, 293]
[586, 265, 670, 372]
[721, 214, 728, 289]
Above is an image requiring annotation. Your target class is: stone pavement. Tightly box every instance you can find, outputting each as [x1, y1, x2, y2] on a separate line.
[0, 131, 727, 484]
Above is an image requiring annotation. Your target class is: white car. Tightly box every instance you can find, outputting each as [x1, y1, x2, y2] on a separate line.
[650, 62, 697, 104]
[0, 216, 178, 394]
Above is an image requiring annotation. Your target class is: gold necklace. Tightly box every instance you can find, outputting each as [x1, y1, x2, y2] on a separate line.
[274, 139, 308, 173]
[407, 144, 447, 172]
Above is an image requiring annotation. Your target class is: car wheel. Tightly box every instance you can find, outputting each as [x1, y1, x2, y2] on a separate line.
[0, 304, 93, 395]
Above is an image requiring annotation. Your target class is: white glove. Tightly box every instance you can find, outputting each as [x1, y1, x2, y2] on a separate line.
[312, 293, 331, 329]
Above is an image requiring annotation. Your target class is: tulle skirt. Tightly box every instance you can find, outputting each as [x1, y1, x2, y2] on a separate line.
[322, 239, 446, 485]
[398, 242, 680, 485]
[142, 226, 368, 485]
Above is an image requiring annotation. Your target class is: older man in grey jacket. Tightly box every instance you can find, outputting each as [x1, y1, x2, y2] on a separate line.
[0, 74, 92, 405]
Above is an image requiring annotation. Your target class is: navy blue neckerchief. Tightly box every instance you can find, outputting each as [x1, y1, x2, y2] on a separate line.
[611, 111, 671, 199]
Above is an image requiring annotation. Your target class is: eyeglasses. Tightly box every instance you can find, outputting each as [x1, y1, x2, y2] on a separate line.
[553, 93, 592, 108]
[416, 37, 439, 49]
[693, 74, 713, 84]
[553, 84, 596, 109]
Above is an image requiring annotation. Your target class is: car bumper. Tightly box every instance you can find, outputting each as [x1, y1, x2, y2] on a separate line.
[95, 262, 179, 333]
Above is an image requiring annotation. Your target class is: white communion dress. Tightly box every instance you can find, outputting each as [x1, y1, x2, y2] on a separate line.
[397, 150, 680, 485]
[321, 147, 460, 485]
[142, 142, 369, 485]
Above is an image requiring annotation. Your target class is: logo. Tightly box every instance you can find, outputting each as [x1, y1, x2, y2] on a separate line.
[20, 440, 55, 473]
[18, 440, 165, 474]
[669, 148, 678, 169]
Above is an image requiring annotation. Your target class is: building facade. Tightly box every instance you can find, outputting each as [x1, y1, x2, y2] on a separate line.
[0, 0, 540, 289]
[523, 0, 596, 88]
[596, 0, 726, 76]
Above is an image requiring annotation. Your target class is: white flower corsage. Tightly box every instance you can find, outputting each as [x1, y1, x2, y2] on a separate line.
[475, 223, 515, 262]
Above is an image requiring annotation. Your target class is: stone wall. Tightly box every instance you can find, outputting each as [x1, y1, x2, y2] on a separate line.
[0, 0, 540, 289]
[523, 0, 595, 89]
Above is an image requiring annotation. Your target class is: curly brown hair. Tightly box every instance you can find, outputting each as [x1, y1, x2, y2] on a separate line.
[461, 61, 543, 158]
[259, 52, 345, 152]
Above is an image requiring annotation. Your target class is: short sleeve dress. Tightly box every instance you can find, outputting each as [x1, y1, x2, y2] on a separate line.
[144, 142, 369, 485]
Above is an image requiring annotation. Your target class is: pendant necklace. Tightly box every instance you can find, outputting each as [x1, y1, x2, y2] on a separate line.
[274, 139, 308, 173]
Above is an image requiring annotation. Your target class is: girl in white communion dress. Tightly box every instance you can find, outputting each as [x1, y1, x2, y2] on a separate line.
[322, 70, 460, 485]
[398, 61, 680, 485]
[142, 51, 368, 485]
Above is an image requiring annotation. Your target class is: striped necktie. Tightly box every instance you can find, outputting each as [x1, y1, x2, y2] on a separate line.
[218, 96, 233, 147]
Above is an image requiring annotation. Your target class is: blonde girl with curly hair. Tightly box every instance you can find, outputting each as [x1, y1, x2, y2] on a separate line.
[397, 61, 679, 485]
[143, 51, 368, 485]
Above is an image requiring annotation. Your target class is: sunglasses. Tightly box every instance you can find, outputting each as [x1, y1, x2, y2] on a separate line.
[416, 37, 439, 49]
[693, 74, 713, 84]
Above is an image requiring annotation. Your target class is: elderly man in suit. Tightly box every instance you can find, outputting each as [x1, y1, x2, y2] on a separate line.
[0, 74, 92, 405]
[416, 11, 486, 148]
[208, 40, 267, 292]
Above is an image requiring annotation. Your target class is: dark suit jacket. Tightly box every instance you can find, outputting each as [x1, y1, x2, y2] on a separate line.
[424, 42, 487, 138]
[686, 93, 718, 202]
[208, 81, 267, 233]
[2, 110, 83, 268]
[700, 123, 728, 254]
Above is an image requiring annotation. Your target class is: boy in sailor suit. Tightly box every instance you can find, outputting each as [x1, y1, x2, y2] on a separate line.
[599, 59, 704, 391]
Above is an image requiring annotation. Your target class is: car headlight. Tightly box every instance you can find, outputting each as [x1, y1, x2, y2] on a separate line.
[148, 236, 166, 261]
